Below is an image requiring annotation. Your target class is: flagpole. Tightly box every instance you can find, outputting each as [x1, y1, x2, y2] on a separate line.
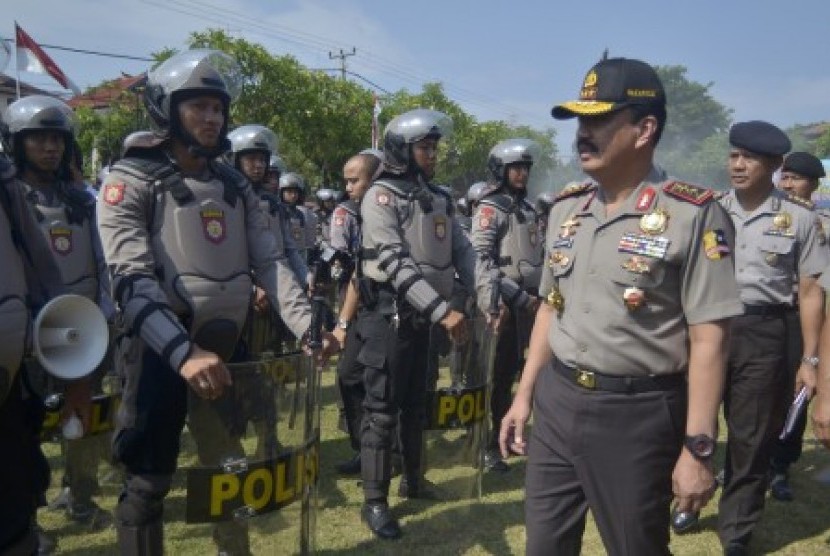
[14, 23, 20, 99]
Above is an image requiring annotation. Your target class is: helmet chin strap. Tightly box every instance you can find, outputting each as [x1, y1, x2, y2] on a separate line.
[184, 134, 231, 159]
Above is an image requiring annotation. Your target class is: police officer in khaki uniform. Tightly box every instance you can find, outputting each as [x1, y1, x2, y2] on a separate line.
[96, 49, 334, 555]
[499, 57, 743, 556]
[0, 146, 66, 555]
[768, 151, 828, 501]
[356, 109, 494, 539]
[710, 124, 828, 554]
[471, 139, 543, 472]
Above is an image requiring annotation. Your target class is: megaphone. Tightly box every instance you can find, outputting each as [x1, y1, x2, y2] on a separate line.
[33, 294, 109, 381]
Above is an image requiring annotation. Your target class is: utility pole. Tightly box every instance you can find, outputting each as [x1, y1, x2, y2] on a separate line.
[328, 47, 356, 80]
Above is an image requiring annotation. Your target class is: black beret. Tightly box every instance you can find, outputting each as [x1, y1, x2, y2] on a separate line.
[783, 151, 826, 179]
[729, 120, 791, 156]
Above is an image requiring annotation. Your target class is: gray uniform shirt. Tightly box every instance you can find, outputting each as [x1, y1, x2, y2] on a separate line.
[719, 188, 829, 305]
[540, 169, 743, 377]
[98, 156, 312, 372]
[329, 201, 361, 256]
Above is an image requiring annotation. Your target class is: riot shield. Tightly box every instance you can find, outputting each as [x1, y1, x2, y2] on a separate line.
[422, 314, 497, 500]
[172, 351, 320, 555]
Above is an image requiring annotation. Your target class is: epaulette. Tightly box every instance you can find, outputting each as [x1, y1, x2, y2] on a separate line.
[662, 180, 714, 205]
[479, 190, 514, 212]
[554, 181, 595, 202]
[785, 193, 815, 210]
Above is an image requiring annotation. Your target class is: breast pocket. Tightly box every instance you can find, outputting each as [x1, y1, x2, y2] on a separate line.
[758, 236, 795, 269]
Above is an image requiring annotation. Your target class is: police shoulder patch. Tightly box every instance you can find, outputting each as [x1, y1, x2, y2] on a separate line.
[785, 194, 815, 210]
[555, 181, 595, 202]
[375, 188, 391, 206]
[662, 181, 713, 205]
[103, 182, 126, 206]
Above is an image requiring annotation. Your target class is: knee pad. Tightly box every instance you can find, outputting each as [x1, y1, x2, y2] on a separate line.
[115, 474, 172, 526]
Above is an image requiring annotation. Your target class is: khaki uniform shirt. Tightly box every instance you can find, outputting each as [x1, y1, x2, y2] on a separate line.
[719, 188, 829, 305]
[540, 169, 743, 377]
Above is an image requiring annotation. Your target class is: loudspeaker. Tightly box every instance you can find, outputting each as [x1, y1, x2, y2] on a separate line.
[33, 294, 109, 380]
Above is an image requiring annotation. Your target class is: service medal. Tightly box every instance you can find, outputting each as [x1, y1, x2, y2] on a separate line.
[622, 256, 651, 274]
[765, 252, 779, 266]
[773, 211, 792, 231]
[546, 287, 565, 314]
[639, 208, 669, 235]
[559, 218, 580, 238]
[623, 286, 645, 311]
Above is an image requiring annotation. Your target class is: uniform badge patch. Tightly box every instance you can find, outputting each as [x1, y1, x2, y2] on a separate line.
[103, 183, 125, 206]
[200, 208, 226, 245]
[702, 229, 730, 260]
[376, 191, 390, 205]
[479, 206, 495, 230]
[435, 216, 447, 240]
[49, 226, 73, 255]
[639, 208, 669, 235]
[334, 215, 344, 227]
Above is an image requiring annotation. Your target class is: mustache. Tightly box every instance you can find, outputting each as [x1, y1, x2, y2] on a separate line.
[576, 139, 598, 153]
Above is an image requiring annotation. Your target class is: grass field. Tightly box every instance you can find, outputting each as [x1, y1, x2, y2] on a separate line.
[37, 367, 830, 555]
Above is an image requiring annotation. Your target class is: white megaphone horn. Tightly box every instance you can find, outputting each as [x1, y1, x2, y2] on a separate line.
[33, 294, 109, 381]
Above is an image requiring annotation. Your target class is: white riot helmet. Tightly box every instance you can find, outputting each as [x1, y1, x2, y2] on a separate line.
[4, 95, 77, 176]
[227, 124, 278, 167]
[382, 108, 452, 175]
[487, 138, 539, 184]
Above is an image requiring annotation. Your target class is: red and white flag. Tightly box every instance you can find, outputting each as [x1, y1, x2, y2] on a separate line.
[15, 23, 81, 95]
[371, 93, 381, 149]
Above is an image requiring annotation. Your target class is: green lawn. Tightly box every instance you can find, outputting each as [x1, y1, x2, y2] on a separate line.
[37, 369, 830, 555]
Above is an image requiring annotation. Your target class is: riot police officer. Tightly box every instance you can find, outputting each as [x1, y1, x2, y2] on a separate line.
[227, 124, 308, 286]
[96, 49, 334, 555]
[0, 146, 66, 555]
[279, 172, 319, 262]
[356, 109, 494, 539]
[471, 139, 544, 472]
[4, 95, 113, 539]
[314, 187, 338, 244]
[265, 153, 286, 193]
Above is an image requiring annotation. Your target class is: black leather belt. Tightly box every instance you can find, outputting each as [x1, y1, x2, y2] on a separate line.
[742, 304, 792, 317]
[553, 359, 685, 394]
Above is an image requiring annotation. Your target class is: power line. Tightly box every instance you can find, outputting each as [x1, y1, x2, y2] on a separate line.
[0, 37, 153, 62]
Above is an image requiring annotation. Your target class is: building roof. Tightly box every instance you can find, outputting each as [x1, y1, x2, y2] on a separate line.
[0, 73, 57, 97]
[67, 73, 146, 110]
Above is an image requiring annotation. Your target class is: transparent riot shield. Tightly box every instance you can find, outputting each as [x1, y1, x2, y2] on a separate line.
[173, 351, 320, 555]
[422, 314, 497, 500]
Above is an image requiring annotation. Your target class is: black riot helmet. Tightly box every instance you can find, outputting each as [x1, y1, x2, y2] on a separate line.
[4, 95, 77, 179]
[487, 138, 539, 185]
[227, 124, 278, 168]
[382, 108, 452, 176]
[143, 49, 243, 158]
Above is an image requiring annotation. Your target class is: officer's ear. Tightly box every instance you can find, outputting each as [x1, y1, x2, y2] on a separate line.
[634, 115, 659, 149]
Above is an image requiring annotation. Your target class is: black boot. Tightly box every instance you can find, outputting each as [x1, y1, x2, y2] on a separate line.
[361, 501, 401, 540]
[116, 521, 164, 556]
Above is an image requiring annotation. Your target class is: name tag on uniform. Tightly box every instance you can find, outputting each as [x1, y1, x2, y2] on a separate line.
[763, 228, 795, 238]
[552, 237, 574, 249]
[618, 232, 670, 259]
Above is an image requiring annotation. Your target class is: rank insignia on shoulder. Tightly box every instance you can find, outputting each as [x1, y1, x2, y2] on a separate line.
[103, 183, 126, 206]
[662, 181, 713, 205]
[785, 194, 815, 210]
[702, 229, 730, 260]
[555, 181, 595, 201]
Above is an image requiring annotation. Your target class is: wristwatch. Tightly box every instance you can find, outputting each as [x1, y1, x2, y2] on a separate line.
[684, 434, 716, 461]
[802, 356, 820, 367]
[337, 319, 351, 331]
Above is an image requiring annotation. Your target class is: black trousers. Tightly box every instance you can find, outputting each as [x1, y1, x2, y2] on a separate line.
[525, 361, 685, 556]
[0, 372, 49, 552]
[337, 325, 365, 452]
[718, 314, 788, 547]
[357, 305, 431, 501]
[770, 310, 805, 473]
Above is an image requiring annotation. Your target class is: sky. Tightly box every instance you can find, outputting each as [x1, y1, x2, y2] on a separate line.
[4, 0, 830, 158]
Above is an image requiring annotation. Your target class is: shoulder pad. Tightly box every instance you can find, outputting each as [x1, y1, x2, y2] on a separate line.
[555, 181, 595, 202]
[259, 191, 282, 214]
[64, 185, 95, 209]
[479, 191, 513, 212]
[374, 178, 416, 198]
[337, 199, 360, 217]
[111, 152, 175, 185]
[212, 161, 249, 190]
[662, 180, 714, 205]
[785, 193, 815, 210]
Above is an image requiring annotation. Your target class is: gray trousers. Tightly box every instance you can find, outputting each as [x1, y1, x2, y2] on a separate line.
[525, 361, 686, 556]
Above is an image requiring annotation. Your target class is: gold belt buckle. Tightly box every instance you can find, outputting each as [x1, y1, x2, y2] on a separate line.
[576, 369, 596, 389]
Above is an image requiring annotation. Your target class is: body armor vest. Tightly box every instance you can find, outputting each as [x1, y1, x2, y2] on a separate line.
[0, 203, 30, 388]
[116, 157, 254, 352]
[34, 202, 98, 300]
[363, 179, 455, 299]
[257, 193, 288, 257]
[481, 192, 543, 289]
